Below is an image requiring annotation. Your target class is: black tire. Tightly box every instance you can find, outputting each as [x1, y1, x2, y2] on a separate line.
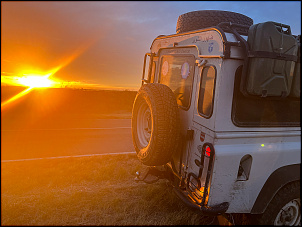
[131, 83, 180, 166]
[253, 181, 301, 225]
[176, 10, 253, 35]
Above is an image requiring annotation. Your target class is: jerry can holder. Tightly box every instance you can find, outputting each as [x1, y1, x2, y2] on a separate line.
[218, 21, 299, 98]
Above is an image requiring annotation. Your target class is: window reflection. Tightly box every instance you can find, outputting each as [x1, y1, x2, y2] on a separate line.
[159, 55, 195, 109]
[198, 66, 216, 117]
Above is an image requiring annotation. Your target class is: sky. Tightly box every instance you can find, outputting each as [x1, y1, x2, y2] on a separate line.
[1, 1, 301, 90]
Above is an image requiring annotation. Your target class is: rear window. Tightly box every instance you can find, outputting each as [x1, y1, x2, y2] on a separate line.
[159, 55, 195, 109]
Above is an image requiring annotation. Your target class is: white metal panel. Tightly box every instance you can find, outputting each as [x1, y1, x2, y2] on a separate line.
[208, 134, 301, 213]
[151, 29, 225, 57]
[192, 58, 223, 131]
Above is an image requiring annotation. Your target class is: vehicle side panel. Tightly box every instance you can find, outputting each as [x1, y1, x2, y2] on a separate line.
[208, 133, 301, 213]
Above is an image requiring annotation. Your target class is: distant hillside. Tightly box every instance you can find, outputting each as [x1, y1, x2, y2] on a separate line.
[2, 86, 138, 120]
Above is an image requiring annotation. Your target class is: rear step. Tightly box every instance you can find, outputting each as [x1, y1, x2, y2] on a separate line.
[172, 186, 229, 216]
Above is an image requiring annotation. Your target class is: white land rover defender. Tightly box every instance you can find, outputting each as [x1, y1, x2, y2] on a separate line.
[131, 10, 300, 225]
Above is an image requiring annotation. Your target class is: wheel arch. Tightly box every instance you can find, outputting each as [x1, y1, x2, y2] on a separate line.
[251, 164, 300, 214]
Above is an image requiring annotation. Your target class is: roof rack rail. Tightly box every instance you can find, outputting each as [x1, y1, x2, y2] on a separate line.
[217, 22, 250, 36]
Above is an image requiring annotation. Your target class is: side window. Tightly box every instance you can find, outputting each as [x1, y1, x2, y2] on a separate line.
[159, 55, 195, 109]
[232, 66, 300, 127]
[198, 66, 216, 118]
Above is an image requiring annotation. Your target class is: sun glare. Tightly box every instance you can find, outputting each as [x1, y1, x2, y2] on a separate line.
[17, 74, 54, 88]
[1, 73, 56, 110]
[1, 87, 33, 110]
[1, 34, 102, 110]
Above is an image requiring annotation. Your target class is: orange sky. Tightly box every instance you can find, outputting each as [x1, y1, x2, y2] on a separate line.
[1, 2, 151, 90]
[1, 1, 301, 90]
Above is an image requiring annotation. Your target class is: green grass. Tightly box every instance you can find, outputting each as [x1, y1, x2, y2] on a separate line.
[1, 154, 217, 226]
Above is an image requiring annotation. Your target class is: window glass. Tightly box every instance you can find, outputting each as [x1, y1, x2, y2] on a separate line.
[149, 61, 156, 83]
[198, 66, 216, 117]
[232, 66, 300, 127]
[159, 55, 195, 109]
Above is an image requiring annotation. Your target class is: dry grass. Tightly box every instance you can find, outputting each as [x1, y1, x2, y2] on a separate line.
[1, 153, 218, 226]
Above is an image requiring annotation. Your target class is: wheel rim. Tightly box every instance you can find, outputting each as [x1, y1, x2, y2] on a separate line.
[136, 101, 152, 149]
[274, 198, 301, 226]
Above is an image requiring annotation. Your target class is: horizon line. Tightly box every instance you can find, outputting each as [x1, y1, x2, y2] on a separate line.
[1, 84, 139, 91]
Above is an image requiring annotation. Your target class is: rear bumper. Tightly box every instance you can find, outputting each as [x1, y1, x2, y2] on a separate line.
[172, 186, 229, 216]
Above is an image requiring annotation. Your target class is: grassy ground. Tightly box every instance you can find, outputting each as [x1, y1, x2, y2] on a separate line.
[1, 153, 219, 226]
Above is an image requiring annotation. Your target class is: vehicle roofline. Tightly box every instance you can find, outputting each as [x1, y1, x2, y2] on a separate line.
[150, 26, 227, 51]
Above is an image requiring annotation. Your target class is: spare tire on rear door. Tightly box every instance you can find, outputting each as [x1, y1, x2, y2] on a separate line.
[176, 10, 253, 35]
[131, 83, 180, 166]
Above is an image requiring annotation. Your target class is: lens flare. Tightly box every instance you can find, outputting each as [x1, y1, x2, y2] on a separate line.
[1, 34, 102, 110]
[1, 87, 33, 110]
[1, 73, 56, 110]
[17, 74, 54, 88]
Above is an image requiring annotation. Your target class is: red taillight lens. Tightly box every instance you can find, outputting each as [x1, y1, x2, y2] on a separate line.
[205, 146, 211, 157]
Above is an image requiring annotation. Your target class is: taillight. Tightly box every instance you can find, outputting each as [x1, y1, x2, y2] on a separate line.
[204, 145, 212, 158]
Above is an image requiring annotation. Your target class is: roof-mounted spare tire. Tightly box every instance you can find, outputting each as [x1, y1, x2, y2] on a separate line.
[131, 83, 180, 166]
[176, 10, 253, 35]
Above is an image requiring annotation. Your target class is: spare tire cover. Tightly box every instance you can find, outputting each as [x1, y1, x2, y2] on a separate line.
[176, 10, 253, 35]
[131, 83, 180, 166]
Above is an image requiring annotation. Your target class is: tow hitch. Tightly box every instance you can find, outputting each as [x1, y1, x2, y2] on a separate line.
[134, 167, 170, 184]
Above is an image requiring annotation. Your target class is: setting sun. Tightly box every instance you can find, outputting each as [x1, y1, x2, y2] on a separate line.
[17, 74, 54, 88]
[1, 72, 58, 89]
[1, 73, 57, 110]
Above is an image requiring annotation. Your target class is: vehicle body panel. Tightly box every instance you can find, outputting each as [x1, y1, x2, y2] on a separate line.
[142, 26, 300, 214]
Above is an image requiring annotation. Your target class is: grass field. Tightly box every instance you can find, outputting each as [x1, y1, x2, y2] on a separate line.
[1, 153, 220, 226]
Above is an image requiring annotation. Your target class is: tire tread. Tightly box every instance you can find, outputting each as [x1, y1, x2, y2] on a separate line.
[176, 10, 253, 35]
[132, 83, 180, 166]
